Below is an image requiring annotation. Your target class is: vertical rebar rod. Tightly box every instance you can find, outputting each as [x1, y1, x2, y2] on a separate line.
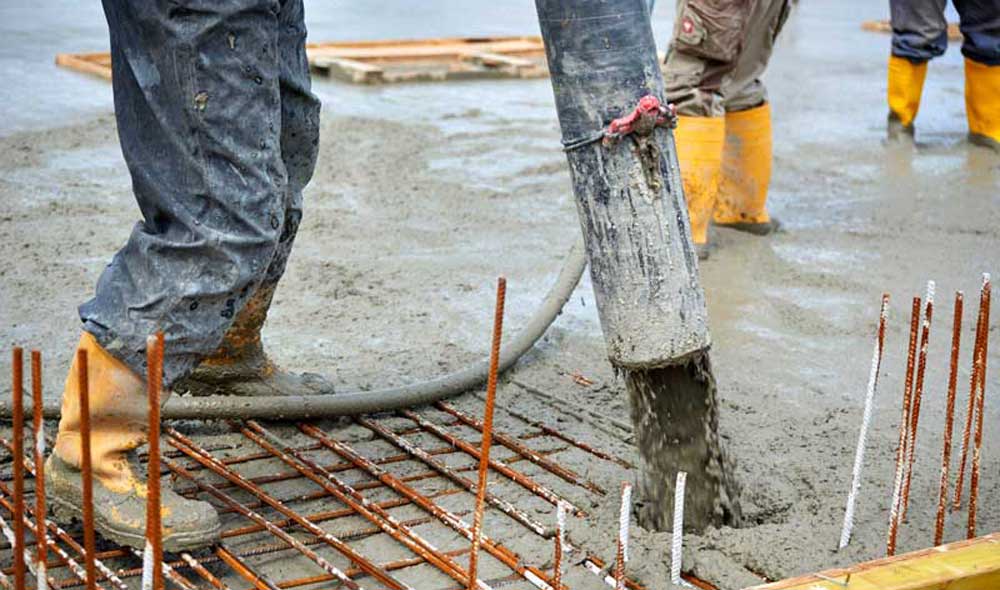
[887, 296, 921, 556]
[436, 401, 606, 496]
[298, 423, 556, 590]
[358, 416, 550, 537]
[77, 349, 97, 590]
[902, 281, 935, 519]
[468, 277, 507, 590]
[953, 277, 988, 511]
[0, 471, 123, 590]
[11, 347, 26, 590]
[31, 351, 47, 590]
[614, 482, 631, 590]
[401, 409, 578, 514]
[967, 274, 990, 539]
[839, 294, 889, 549]
[143, 333, 164, 590]
[934, 291, 963, 546]
[553, 501, 567, 589]
[671, 472, 687, 586]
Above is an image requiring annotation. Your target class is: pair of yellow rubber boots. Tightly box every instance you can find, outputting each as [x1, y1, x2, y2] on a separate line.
[888, 55, 1000, 149]
[674, 103, 779, 259]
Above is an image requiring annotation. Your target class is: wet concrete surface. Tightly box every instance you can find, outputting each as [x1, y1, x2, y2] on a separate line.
[1, 0, 999, 588]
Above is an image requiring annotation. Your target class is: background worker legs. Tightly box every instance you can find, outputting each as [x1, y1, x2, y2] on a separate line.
[888, 0, 1000, 148]
[50, 0, 321, 551]
[664, 0, 790, 258]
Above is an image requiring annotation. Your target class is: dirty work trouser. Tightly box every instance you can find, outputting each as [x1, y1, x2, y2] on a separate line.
[891, 0, 1000, 65]
[663, 0, 792, 117]
[79, 0, 321, 387]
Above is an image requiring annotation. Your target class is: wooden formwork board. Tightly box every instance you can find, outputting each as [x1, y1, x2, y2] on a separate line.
[862, 20, 963, 41]
[55, 35, 550, 85]
[746, 532, 1000, 590]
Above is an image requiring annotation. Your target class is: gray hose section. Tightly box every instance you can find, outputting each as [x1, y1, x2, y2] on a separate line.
[2, 239, 587, 421]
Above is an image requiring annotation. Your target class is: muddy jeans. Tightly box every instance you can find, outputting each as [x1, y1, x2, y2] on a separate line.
[79, 0, 321, 387]
[891, 0, 1000, 66]
[663, 0, 792, 117]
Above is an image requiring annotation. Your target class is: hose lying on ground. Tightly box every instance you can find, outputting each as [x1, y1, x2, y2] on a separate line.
[1, 239, 587, 421]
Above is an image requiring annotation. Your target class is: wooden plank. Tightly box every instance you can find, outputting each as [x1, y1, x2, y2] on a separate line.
[55, 36, 548, 84]
[460, 51, 536, 70]
[307, 40, 544, 63]
[54, 53, 112, 81]
[746, 533, 1000, 590]
[861, 20, 962, 41]
[311, 57, 384, 84]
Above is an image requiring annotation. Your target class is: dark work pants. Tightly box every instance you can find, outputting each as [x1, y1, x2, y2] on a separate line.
[81, 0, 321, 387]
[891, 0, 1000, 65]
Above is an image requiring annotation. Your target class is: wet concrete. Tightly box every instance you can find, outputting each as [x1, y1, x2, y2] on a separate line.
[1, 0, 999, 588]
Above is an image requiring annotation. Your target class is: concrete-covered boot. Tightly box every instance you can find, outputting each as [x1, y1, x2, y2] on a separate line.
[675, 115, 725, 260]
[48, 333, 221, 552]
[887, 55, 928, 141]
[965, 58, 1000, 152]
[714, 103, 781, 236]
[176, 284, 336, 397]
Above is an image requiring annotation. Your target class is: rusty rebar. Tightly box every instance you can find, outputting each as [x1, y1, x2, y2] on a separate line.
[953, 280, 988, 512]
[437, 401, 607, 496]
[357, 415, 550, 537]
[11, 347, 26, 590]
[887, 296, 921, 556]
[935, 291, 963, 546]
[0, 464, 121, 590]
[144, 334, 164, 590]
[967, 274, 990, 539]
[157, 451, 352, 590]
[483, 397, 633, 468]
[614, 482, 631, 590]
[76, 349, 97, 590]
[215, 545, 280, 590]
[402, 409, 580, 515]
[31, 350, 48, 590]
[553, 501, 567, 590]
[166, 427, 402, 590]
[238, 419, 470, 587]
[468, 276, 506, 590]
[902, 281, 935, 519]
[298, 423, 557, 590]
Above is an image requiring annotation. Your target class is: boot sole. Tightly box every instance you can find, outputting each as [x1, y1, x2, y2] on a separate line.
[49, 494, 221, 553]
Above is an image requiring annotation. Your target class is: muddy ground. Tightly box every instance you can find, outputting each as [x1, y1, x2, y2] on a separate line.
[2, 0, 1000, 588]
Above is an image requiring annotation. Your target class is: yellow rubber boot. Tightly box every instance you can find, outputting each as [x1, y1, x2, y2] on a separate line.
[965, 58, 1000, 151]
[714, 103, 779, 235]
[49, 332, 220, 551]
[674, 115, 725, 258]
[887, 55, 928, 140]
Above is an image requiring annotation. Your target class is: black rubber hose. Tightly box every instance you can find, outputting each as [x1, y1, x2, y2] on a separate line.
[2, 239, 587, 421]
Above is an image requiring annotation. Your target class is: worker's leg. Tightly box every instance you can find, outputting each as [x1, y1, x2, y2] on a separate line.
[51, 0, 289, 550]
[664, 0, 750, 257]
[954, 0, 1000, 149]
[178, 0, 332, 396]
[713, 0, 791, 235]
[887, 0, 947, 138]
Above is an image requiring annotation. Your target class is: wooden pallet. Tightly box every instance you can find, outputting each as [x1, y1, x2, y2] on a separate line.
[745, 532, 1000, 590]
[55, 36, 550, 85]
[862, 20, 963, 41]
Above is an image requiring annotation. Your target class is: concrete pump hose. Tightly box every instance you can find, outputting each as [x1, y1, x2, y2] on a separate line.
[4, 238, 587, 421]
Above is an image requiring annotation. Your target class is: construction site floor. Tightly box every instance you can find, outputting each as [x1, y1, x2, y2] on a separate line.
[1, 1, 999, 589]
